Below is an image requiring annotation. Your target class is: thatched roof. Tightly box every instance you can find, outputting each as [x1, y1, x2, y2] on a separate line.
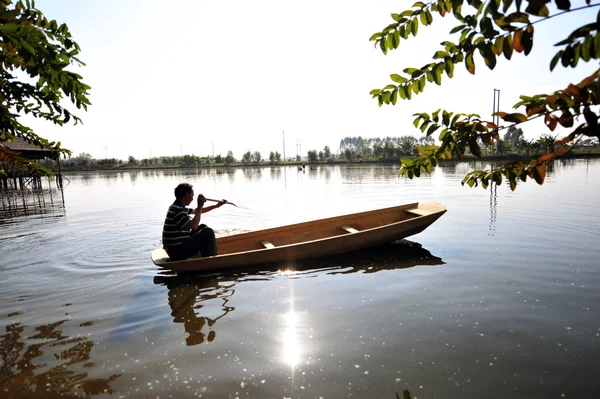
[2, 137, 56, 160]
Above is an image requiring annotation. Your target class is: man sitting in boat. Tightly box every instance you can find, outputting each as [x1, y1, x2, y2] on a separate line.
[162, 183, 225, 261]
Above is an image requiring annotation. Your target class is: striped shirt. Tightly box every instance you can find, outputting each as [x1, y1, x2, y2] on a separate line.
[162, 200, 194, 249]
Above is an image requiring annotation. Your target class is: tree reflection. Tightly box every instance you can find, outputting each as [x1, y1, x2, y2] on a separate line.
[154, 240, 443, 346]
[0, 315, 120, 398]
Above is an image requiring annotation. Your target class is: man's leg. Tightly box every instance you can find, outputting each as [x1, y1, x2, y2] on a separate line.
[190, 224, 218, 257]
[166, 243, 192, 261]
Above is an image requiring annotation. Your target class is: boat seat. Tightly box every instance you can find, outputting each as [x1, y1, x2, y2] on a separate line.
[340, 225, 359, 234]
[405, 207, 431, 217]
[261, 240, 275, 249]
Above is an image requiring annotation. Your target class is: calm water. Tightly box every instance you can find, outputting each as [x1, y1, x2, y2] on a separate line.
[1, 160, 599, 398]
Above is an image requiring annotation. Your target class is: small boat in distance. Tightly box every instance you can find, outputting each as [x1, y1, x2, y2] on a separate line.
[151, 201, 446, 273]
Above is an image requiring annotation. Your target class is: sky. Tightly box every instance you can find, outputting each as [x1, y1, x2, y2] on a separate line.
[23, 0, 599, 161]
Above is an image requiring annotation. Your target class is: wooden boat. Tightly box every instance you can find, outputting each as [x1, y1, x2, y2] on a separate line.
[151, 201, 446, 273]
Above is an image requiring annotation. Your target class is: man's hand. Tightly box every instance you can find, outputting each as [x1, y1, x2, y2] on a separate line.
[197, 194, 206, 208]
[218, 199, 228, 207]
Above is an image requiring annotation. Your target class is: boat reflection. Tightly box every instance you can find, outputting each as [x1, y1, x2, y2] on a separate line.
[0, 311, 120, 398]
[153, 240, 444, 347]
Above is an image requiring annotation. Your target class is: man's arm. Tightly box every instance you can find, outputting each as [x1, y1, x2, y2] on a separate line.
[200, 201, 225, 214]
[186, 194, 206, 231]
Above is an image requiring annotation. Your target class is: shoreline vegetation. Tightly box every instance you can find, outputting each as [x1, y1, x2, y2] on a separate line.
[56, 147, 600, 173]
[53, 134, 600, 173]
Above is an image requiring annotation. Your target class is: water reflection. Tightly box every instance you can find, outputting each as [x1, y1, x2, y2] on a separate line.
[0, 189, 65, 226]
[489, 182, 497, 236]
[153, 276, 236, 346]
[270, 166, 282, 181]
[0, 313, 120, 398]
[153, 240, 443, 347]
[242, 167, 262, 181]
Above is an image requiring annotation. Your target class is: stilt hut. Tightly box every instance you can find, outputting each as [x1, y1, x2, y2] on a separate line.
[1, 137, 63, 190]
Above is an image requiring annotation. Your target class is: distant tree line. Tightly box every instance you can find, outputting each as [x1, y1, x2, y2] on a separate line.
[56, 132, 599, 171]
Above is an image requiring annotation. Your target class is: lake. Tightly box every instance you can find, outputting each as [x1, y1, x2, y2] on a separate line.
[1, 160, 599, 398]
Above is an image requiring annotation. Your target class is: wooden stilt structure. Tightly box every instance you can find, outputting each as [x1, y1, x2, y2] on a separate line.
[1, 138, 64, 190]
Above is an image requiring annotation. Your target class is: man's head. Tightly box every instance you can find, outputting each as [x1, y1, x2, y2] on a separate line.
[174, 183, 194, 205]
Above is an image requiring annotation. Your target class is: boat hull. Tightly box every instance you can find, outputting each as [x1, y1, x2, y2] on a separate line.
[151, 201, 446, 273]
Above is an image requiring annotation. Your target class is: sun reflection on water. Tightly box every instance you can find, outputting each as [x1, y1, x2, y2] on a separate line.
[282, 310, 300, 367]
[281, 276, 302, 370]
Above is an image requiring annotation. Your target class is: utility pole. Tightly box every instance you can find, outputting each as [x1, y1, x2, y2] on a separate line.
[493, 89, 501, 154]
[282, 130, 286, 161]
[212, 141, 214, 157]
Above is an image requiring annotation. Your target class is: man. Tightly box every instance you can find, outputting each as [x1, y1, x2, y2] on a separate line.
[162, 183, 225, 261]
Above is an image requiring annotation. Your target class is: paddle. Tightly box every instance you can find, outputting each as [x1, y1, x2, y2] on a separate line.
[205, 197, 245, 209]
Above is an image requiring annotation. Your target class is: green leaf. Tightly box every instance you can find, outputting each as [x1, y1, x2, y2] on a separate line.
[444, 60, 455, 78]
[503, 34, 513, 60]
[399, 86, 407, 100]
[401, 158, 414, 166]
[379, 37, 388, 54]
[502, 113, 528, 123]
[443, 41, 459, 53]
[391, 88, 398, 105]
[418, 75, 426, 91]
[404, 67, 420, 76]
[555, 0, 571, 10]
[465, 52, 475, 74]
[398, 26, 407, 40]
[450, 24, 466, 34]
[579, 36, 591, 61]
[451, 113, 461, 126]
[389, 31, 398, 49]
[493, 36, 504, 55]
[525, 0, 549, 16]
[20, 39, 37, 55]
[479, 17, 497, 39]
[506, 11, 530, 24]
[561, 46, 574, 67]
[412, 79, 420, 94]
[550, 50, 563, 71]
[391, 74, 407, 83]
[522, 25, 534, 55]
[410, 18, 419, 36]
[432, 64, 442, 85]
[426, 10, 433, 25]
[0, 22, 20, 33]
[478, 44, 497, 70]
[442, 110, 451, 126]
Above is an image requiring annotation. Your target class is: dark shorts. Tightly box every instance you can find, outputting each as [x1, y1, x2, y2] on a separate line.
[166, 224, 217, 261]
